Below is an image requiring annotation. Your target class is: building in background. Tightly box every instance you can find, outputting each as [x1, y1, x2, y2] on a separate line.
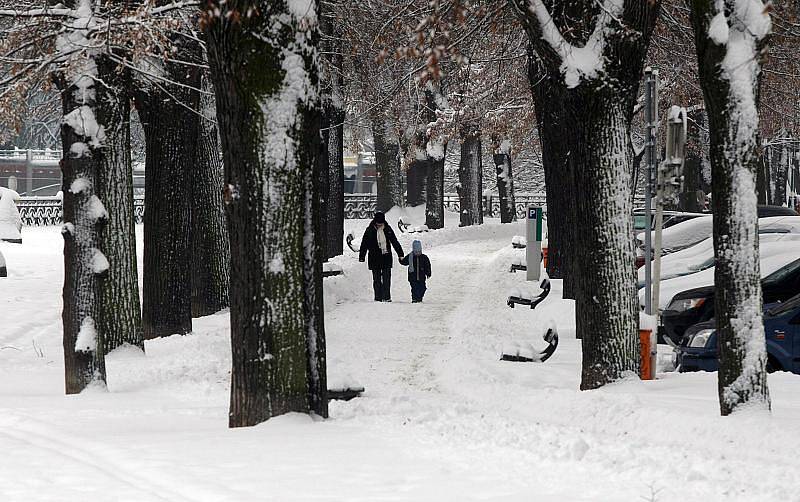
[0, 149, 60, 196]
[344, 142, 376, 194]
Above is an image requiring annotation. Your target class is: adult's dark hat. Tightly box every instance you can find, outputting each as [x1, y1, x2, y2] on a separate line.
[373, 211, 386, 224]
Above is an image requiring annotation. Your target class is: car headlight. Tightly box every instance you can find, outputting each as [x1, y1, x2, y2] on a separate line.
[689, 329, 714, 348]
[667, 297, 706, 312]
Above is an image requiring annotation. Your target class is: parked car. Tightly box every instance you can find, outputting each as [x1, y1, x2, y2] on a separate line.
[676, 293, 800, 374]
[757, 205, 799, 217]
[633, 209, 706, 234]
[658, 256, 800, 345]
[637, 214, 800, 256]
[637, 232, 800, 288]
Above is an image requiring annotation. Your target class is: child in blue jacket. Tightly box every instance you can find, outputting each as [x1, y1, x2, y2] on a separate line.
[399, 240, 432, 303]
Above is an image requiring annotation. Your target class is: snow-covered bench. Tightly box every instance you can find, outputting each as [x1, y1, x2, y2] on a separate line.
[327, 386, 364, 401]
[509, 251, 527, 273]
[500, 327, 559, 363]
[322, 262, 343, 278]
[507, 278, 550, 309]
[346, 232, 358, 252]
[398, 218, 428, 233]
[511, 235, 526, 249]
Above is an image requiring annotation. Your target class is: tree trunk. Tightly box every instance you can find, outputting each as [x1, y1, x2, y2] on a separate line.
[95, 62, 143, 354]
[372, 116, 402, 212]
[773, 143, 789, 205]
[531, 68, 577, 298]
[681, 108, 706, 212]
[321, 4, 345, 259]
[190, 74, 230, 318]
[325, 94, 345, 259]
[457, 127, 483, 227]
[513, 0, 660, 388]
[492, 144, 517, 224]
[407, 159, 427, 207]
[756, 146, 769, 205]
[136, 85, 196, 339]
[570, 93, 640, 389]
[204, 0, 327, 426]
[60, 77, 106, 393]
[305, 111, 329, 418]
[318, 103, 331, 258]
[690, 0, 771, 415]
[424, 89, 446, 229]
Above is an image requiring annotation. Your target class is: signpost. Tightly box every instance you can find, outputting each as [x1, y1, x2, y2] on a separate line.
[652, 106, 687, 313]
[643, 67, 658, 316]
[526, 205, 543, 281]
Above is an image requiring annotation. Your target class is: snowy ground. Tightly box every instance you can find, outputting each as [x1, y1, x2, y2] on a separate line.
[2, 212, 800, 501]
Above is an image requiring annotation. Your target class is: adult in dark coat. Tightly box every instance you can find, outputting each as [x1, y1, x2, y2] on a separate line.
[359, 211, 404, 301]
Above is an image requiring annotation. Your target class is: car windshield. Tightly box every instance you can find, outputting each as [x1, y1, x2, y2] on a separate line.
[767, 293, 800, 316]
[762, 258, 800, 287]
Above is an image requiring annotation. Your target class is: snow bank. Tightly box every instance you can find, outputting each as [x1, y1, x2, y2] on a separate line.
[0, 187, 22, 243]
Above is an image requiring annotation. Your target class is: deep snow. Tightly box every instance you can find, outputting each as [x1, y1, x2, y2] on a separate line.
[2, 215, 800, 501]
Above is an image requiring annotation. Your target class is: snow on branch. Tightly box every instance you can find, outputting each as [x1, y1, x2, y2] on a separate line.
[526, 0, 624, 88]
[714, 0, 771, 153]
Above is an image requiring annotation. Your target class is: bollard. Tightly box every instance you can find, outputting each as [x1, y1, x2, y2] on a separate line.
[639, 330, 654, 380]
[639, 312, 658, 380]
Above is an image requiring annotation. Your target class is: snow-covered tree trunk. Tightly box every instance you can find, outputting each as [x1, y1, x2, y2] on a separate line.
[58, 1, 114, 393]
[690, 0, 772, 415]
[372, 116, 403, 212]
[60, 77, 106, 393]
[457, 126, 483, 226]
[572, 93, 640, 388]
[190, 74, 230, 318]
[492, 141, 517, 223]
[136, 71, 197, 338]
[513, 0, 660, 388]
[204, 0, 327, 426]
[94, 61, 143, 353]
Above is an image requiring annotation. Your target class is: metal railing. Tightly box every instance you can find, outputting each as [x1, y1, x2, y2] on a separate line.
[16, 196, 145, 226]
[16, 193, 645, 226]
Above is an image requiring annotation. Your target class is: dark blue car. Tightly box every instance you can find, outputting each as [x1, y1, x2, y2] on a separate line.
[677, 293, 800, 374]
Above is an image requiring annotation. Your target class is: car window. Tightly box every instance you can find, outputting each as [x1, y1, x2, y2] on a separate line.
[763, 258, 800, 287]
[691, 256, 715, 271]
[767, 293, 800, 316]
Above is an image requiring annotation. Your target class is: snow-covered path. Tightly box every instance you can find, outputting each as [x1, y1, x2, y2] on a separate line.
[2, 220, 800, 501]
